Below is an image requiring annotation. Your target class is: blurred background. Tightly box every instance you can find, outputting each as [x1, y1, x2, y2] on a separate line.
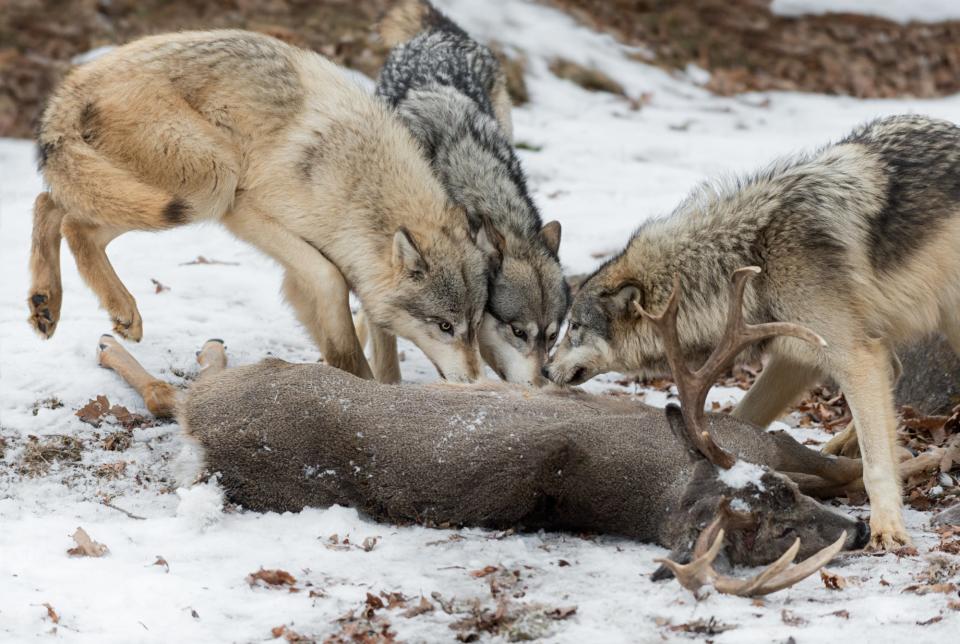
[3, 0, 960, 139]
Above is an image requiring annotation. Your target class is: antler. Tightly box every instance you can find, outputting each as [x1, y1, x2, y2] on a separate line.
[635, 266, 826, 469]
[655, 512, 847, 597]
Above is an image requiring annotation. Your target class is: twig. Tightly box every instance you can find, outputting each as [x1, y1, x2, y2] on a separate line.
[100, 498, 146, 520]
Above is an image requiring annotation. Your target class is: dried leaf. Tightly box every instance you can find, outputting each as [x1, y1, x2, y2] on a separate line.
[830, 609, 850, 619]
[76, 395, 110, 427]
[42, 603, 59, 624]
[362, 536, 379, 552]
[904, 583, 957, 595]
[820, 569, 847, 590]
[67, 527, 108, 557]
[893, 546, 919, 558]
[150, 278, 170, 294]
[152, 556, 169, 573]
[470, 565, 500, 578]
[917, 615, 943, 626]
[180, 255, 239, 266]
[247, 568, 296, 587]
[366, 592, 385, 610]
[402, 596, 435, 618]
[382, 592, 406, 610]
[668, 617, 736, 635]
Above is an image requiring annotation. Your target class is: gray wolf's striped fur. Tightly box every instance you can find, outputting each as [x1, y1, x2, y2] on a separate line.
[375, 0, 569, 385]
[547, 114, 960, 550]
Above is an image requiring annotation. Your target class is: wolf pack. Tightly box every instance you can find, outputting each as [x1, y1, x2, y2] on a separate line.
[27, 0, 960, 583]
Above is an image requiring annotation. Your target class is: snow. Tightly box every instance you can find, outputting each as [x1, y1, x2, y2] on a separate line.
[718, 461, 768, 491]
[2, 0, 960, 641]
[771, 0, 960, 24]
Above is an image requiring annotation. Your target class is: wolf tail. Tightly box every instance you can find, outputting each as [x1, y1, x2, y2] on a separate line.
[379, 0, 460, 47]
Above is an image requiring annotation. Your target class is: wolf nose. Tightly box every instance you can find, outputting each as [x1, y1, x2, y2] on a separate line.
[540, 366, 550, 380]
[853, 520, 871, 549]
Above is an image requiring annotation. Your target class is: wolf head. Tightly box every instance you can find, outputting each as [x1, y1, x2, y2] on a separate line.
[374, 224, 491, 382]
[478, 221, 569, 385]
[545, 242, 703, 386]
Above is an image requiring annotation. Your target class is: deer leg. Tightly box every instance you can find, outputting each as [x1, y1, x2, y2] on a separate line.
[829, 340, 909, 549]
[196, 339, 227, 383]
[97, 334, 177, 417]
[63, 218, 143, 341]
[733, 353, 822, 427]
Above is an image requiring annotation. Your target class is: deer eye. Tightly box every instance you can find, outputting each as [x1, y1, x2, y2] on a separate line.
[511, 325, 527, 340]
[438, 320, 453, 335]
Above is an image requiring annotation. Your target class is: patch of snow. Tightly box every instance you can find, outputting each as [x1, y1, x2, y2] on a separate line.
[176, 480, 224, 530]
[718, 460, 768, 491]
[71, 45, 115, 65]
[771, 0, 960, 24]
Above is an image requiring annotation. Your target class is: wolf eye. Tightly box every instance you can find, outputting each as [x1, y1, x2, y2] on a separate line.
[511, 324, 527, 340]
[438, 320, 454, 335]
[549, 332, 558, 343]
[569, 322, 580, 332]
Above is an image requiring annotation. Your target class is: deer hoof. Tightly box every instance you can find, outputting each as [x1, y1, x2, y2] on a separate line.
[28, 290, 60, 338]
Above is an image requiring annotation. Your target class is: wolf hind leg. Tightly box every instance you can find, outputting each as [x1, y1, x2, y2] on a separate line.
[28, 193, 65, 338]
[62, 217, 143, 341]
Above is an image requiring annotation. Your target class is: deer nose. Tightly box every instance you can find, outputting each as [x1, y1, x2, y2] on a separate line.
[853, 521, 871, 549]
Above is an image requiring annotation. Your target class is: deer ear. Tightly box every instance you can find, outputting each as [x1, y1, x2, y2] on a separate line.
[474, 216, 505, 270]
[393, 227, 428, 276]
[608, 282, 643, 317]
[540, 220, 561, 255]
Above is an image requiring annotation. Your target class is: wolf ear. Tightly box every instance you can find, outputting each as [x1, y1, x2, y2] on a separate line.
[474, 216, 505, 271]
[393, 227, 428, 276]
[540, 221, 561, 256]
[608, 282, 643, 317]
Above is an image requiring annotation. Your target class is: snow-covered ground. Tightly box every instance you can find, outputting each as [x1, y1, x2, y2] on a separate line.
[772, 0, 960, 24]
[2, 0, 959, 641]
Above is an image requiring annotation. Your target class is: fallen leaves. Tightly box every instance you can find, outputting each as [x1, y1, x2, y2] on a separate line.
[781, 609, 807, 626]
[247, 568, 297, 588]
[19, 434, 83, 476]
[270, 624, 313, 642]
[67, 527, 108, 557]
[76, 395, 153, 430]
[820, 569, 847, 591]
[934, 526, 960, 554]
[324, 533, 380, 553]
[42, 603, 59, 624]
[402, 596, 435, 618]
[667, 617, 736, 636]
[150, 278, 170, 294]
[151, 556, 169, 573]
[180, 255, 239, 266]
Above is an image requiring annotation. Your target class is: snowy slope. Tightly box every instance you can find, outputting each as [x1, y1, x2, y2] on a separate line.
[2, 0, 959, 641]
[772, 0, 960, 24]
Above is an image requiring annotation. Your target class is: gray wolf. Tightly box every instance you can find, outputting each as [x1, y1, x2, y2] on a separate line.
[545, 114, 960, 549]
[371, 0, 569, 385]
[29, 30, 493, 382]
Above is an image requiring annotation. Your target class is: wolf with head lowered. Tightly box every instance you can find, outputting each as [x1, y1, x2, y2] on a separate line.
[546, 115, 960, 550]
[29, 29, 495, 382]
[371, 0, 569, 384]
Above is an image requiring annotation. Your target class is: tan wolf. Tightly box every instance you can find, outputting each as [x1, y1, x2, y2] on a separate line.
[545, 115, 960, 549]
[29, 30, 494, 382]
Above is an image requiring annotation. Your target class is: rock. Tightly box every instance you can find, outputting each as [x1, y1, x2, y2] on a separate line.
[933, 501, 960, 527]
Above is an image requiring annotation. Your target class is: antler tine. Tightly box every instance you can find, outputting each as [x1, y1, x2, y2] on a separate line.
[658, 529, 848, 597]
[636, 266, 827, 470]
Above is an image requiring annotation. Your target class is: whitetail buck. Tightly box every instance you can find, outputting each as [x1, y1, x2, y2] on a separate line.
[99, 268, 883, 596]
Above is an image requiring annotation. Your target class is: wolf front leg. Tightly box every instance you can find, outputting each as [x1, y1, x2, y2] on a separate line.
[368, 322, 402, 384]
[224, 202, 373, 380]
[830, 339, 909, 549]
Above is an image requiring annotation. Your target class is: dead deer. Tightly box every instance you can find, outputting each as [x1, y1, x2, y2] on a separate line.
[95, 267, 894, 597]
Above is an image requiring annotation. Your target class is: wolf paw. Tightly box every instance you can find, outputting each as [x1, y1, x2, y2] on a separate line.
[866, 516, 912, 551]
[111, 305, 143, 342]
[27, 290, 60, 338]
